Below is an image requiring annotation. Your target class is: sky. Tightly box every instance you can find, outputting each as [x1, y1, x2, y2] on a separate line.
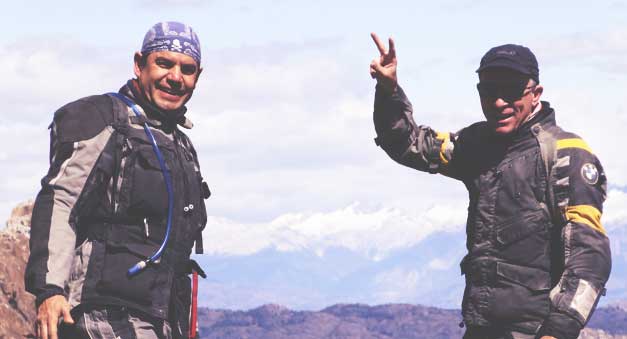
[2, 0, 627, 310]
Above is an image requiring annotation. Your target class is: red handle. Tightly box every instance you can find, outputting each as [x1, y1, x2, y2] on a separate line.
[189, 270, 199, 339]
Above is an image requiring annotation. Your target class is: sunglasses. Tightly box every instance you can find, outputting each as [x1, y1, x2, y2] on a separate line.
[476, 82, 535, 102]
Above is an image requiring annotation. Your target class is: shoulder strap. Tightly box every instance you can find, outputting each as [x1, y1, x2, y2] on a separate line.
[106, 93, 135, 127]
[103, 93, 133, 215]
[531, 123, 561, 227]
[175, 130, 210, 255]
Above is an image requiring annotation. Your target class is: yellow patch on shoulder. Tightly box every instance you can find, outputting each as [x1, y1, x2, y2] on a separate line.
[557, 138, 593, 154]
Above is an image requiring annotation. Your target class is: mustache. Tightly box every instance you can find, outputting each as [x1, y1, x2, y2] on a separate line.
[155, 83, 187, 96]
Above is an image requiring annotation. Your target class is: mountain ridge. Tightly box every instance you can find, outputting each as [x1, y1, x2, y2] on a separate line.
[196, 303, 627, 339]
[1, 201, 625, 339]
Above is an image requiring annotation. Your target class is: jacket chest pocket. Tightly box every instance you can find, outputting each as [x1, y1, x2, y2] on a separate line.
[495, 208, 551, 267]
[495, 149, 545, 217]
[125, 141, 174, 218]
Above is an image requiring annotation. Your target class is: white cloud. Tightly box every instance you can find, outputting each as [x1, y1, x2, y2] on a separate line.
[188, 93, 373, 168]
[373, 268, 421, 302]
[604, 189, 627, 231]
[0, 38, 126, 118]
[4, 32, 627, 258]
[0, 121, 51, 225]
[0, 122, 49, 158]
[534, 28, 627, 73]
[371, 261, 464, 306]
[134, 0, 211, 7]
[202, 202, 466, 259]
[1, 36, 459, 229]
[427, 257, 455, 271]
[540, 29, 627, 56]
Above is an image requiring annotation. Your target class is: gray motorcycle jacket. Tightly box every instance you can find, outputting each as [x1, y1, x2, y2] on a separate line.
[25, 81, 209, 338]
[373, 85, 611, 339]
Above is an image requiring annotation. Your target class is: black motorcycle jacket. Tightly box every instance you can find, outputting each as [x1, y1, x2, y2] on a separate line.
[373, 85, 611, 339]
[25, 80, 209, 337]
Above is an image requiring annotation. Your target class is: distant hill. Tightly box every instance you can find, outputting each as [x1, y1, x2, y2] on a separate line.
[197, 303, 627, 339]
[197, 303, 464, 339]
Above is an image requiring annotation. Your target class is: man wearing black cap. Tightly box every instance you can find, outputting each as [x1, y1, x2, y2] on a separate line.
[369, 33, 611, 339]
[25, 21, 209, 339]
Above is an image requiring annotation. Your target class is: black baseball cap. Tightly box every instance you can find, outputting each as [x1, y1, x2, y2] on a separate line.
[476, 44, 539, 83]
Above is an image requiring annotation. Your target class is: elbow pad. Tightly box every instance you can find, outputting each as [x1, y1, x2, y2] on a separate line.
[549, 276, 605, 326]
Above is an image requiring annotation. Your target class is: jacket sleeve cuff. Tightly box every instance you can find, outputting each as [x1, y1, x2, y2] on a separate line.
[538, 312, 583, 339]
[375, 83, 403, 102]
[34, 285, 66, 308]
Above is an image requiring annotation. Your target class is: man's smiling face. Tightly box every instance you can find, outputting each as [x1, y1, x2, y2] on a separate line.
[478, 67, 542, 136]
[134, 50, 202, 112]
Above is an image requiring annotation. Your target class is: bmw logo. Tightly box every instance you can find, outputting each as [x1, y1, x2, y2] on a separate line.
[581, 163, 599, 185]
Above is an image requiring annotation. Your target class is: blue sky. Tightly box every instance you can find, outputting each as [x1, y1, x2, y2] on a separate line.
[2, 0, 627, 310]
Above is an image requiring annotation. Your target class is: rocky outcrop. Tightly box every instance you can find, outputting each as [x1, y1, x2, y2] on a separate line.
[0, 200, 36, 339]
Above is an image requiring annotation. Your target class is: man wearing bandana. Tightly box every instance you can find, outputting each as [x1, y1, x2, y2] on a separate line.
[369, 33, 611, 339]
[26, 21, 209, 339]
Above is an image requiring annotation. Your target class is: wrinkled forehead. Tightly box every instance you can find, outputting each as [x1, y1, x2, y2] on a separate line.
[478, 67, 532, 84]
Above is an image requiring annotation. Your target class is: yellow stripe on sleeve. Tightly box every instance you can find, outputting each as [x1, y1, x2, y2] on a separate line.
[557, 138, 593, 154]
[565, 205, 606, 235]
[436, 132, 450, 165]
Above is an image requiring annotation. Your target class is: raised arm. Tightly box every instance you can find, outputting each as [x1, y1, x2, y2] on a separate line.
[370, 33, 459, 178]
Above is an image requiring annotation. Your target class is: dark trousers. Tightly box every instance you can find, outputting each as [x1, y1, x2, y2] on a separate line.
[59, 306, 172, 339]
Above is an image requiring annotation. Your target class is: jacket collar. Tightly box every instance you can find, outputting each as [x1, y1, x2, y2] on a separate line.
[512, 100, 555, 142]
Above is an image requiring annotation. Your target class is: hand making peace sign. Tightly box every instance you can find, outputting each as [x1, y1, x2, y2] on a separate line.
[369, 32, 398, 93]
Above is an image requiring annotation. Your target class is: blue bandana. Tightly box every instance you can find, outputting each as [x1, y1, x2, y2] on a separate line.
[141, 21, 201, 65]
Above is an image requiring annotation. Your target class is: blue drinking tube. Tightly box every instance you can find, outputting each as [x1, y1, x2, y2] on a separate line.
[108, 92, 173, 277]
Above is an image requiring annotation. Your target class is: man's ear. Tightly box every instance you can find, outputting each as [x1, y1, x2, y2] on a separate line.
[133, 52, 143, 78]
[532, 84, 543, 106]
